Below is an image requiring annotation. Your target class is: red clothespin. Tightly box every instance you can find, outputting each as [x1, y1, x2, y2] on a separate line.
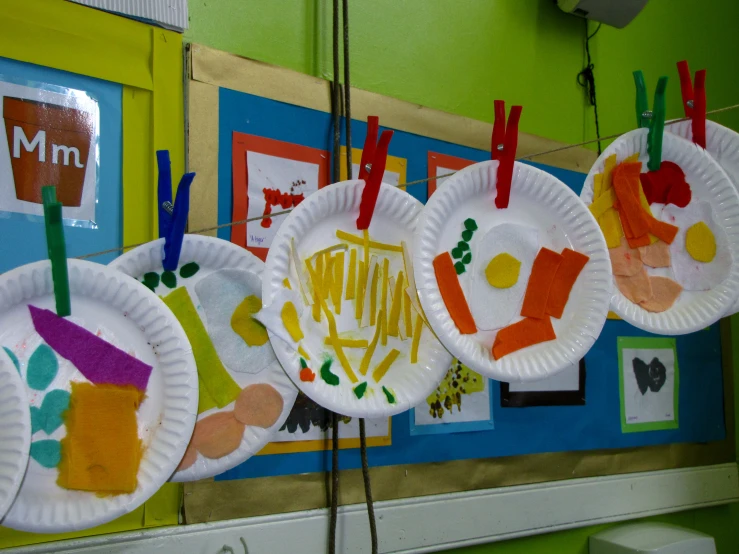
[677, 60, 707, 149]
[490, 100, 522, 209]
[356, 117, 393, 230]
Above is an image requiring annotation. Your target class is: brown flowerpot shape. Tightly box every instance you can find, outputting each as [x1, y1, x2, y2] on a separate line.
[4, 96, 93, 207]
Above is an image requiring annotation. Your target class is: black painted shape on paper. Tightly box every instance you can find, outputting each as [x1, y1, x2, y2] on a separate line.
[280, 392, 351, 434]
[632, 357, 667, 395]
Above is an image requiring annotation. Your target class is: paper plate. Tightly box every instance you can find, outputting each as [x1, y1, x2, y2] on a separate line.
[414, 160, 611, 382]
[667, 119, 739, 315]
[0, 259, 197, 533]
[0, 348, 30, 522]
[263, 180, 452, 418]
[111, 236, 298, 482]
[581, 128, 739, 334]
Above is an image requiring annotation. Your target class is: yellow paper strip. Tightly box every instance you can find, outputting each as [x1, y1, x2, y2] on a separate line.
[404, 290, 413, 338]
[298, 345, 311, 360]
[388, 271, 404, 337]
[332, 251, 344, 314]
[324, 337, 369, 348]
[282, 278, 292, 290]
[307, 257, 322, 322]
[337, 229, 404, 252]
[346, 248, 357, 300]
[593, 173, 603, 199]
[363, 229, 370, 281]
[589, 187, 616, 219]
[389, 277, 407, 341]
[380, 258, 389, 346]
[360, 310, 384, 376]
[290, 238, 310, 305]
[372, 349, 401, 383]
[356, 260, 367, 321]
[361, 257, 378, 328]
[600, 208, 625, 249]
[311, 243, 348, 259]
[322, 254, 335, 302]
[370, 259, 380, 327]
[602, 154, 617, 192]
[411, 313, 423, 363]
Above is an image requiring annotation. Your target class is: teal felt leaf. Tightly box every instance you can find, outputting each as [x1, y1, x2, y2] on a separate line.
[31, 389, 70, 435]
[27, 344, 58, 391]
[30, 439, 61, 468]
[161, 271, 177, 288]
[3, 347, 19, 374]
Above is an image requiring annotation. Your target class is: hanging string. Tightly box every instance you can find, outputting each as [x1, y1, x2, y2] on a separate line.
[359, 418, 378, 554]
[328, 412, 339, 554]
[331, 0, 341, 184]
[63, 102, 739, 263]
[577, 21, 602, 154]
[342, 0, 352, 178]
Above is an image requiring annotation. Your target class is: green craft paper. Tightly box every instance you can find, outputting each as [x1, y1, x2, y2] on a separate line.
[320, 358, 339, 386]
[30, 439, 61, 468]
[27, 344, 58, 391]
[353, 382, 368, 399]
[3, 347, 19, 373]
[31, 389, 70, 435]
[163, 287, 240, 408]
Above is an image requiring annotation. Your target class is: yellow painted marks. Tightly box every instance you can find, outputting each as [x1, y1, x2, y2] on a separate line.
[281, 301, 303, 342]
[282, 278, 292, 290]
[298, 345, 311, 360]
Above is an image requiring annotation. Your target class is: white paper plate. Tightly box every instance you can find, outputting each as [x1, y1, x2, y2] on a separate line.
[667, 119, 739, 315]
[0, 260, 197, 533]
[264, 180, 452, 418]
[111, 236, 298, 482]
[581, 128, 739, 334]
[415, 160, 611, 382]
[0, 348, 30, 522]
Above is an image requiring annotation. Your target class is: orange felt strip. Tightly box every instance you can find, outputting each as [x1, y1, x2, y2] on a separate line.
[545, 248, 590, 319]
[433, 252, 476, 334]
[520, 248, 564, 319]
[58, 382, 142, 494]
[612, 163, 650, 238]
[492, 317, 556, 360]
[647, 217, 678, 244]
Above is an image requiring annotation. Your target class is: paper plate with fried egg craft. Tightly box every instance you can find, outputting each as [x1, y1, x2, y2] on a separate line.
[111, 235, 298, 482]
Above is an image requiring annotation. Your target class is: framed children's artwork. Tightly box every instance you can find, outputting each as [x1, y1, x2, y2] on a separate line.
[427, 151, 475, 197]
[618, 337, 679, 433]
[339, 146, 407, 188]
[500, 359, 586, 407]
[410, 359, 494, 435]
[230, 132, 330, 261]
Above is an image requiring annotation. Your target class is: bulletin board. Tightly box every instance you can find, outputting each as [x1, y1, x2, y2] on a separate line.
[185, 44, 735, 524]
[0, 0, 184, 548]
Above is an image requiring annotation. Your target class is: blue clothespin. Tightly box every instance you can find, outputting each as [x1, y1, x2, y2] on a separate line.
[157, 150, 196, 271]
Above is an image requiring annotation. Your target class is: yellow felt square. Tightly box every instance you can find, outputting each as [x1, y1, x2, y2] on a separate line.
[58, 382, 142, 494]
[589, 188, 616, 219]
[593, 173, 603, 199]
[599, 208, 624, 249]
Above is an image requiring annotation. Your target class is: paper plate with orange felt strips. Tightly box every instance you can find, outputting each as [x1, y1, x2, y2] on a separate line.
[110, 235, 297, 482]
[0, 260, 197, 533]
[258, 179, 452, 418]
[581, 128, 739, 334]
[414, 160, 611, 382]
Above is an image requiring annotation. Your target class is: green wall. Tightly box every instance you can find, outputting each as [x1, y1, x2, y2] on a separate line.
[185, 1, 739, 551]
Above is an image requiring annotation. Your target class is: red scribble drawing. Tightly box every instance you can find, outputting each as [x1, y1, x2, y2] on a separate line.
[261, 179, 306, 228]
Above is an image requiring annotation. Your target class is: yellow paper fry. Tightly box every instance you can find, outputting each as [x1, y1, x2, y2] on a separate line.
[404, 290, 413, 338]
[324, 337, 369, 348]
[346, 248, 357, 300]
[388, 271, 404, 337]
[369, 258, 380, 327]
[356, 259, 366, 321]
[281, 301, 304, 342]
[332, 250, 344, 314]
[411, 313, 423, 364]
[360, 309, 384, 376]
[336, 229, 404, 252]
[372, 349, 401, 383]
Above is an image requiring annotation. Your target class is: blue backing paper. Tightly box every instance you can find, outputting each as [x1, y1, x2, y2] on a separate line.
[0, 57, 122, 273]
[216, 87, 726, 481]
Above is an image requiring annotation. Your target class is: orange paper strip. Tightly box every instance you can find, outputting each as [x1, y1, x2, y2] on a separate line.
[520, 247, 563, 319]
[433, 252, 476, 334]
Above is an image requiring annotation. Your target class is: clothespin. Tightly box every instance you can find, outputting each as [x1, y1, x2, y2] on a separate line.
[41, 186, 71, 317]
[156, 150, 196, 271]
[633, 71, 668, 172]
[356, 119, 393, 230]
[490, 100, 522, 209]
[677, 60, 707, 149]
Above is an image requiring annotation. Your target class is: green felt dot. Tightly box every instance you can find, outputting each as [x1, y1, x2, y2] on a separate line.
[30, 439, 61, 468]
[179, 262, 200, 279]
[320, 358, 340, 386]
[464, 218, 478, 231]
[462, 253, 472, 264]
[462, 230, 473, 242]
[458, 241, 469, 251]
[161, 271, 177, 289]
[300, 357, 308, 369]
[382, 386, 396, 404]
[353, 382, 368, 399]
[451, 248, 463, 259]
[3, 347, 19, 374]
[454, 262, 466, 275]
[27, 344, 58, 391]
[31, 389, 70, 435]
[142, 272, 160, 291]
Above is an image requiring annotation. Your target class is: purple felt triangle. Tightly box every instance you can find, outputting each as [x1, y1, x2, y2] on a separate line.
[29, 305, 152, 391]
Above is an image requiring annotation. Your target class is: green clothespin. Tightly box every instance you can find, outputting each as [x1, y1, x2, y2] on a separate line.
[41, 186, 71, 317]
[633, 71, 668, 172]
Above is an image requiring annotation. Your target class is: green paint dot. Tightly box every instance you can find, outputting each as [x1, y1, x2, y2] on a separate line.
[3, 347, 19, 374]
[27, 344, 58, 391]
[382, 386, 396, 404]
[142, 272, 160, 291]
[353, 382, 368, 399]
[179, 262, 200, 279]
[300, 357, 308, 369]
[30, 439, 61, 468]
[454, 262, 466, 275]
[464, 218, 478, 231]
[462, 230, 473, 242]
[161, 271, 177, 289]
[451, 248, 463, 259]
[320, 358, 340, 386]
[458, 241, 469, 251]
[462, 253, 472, 264]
